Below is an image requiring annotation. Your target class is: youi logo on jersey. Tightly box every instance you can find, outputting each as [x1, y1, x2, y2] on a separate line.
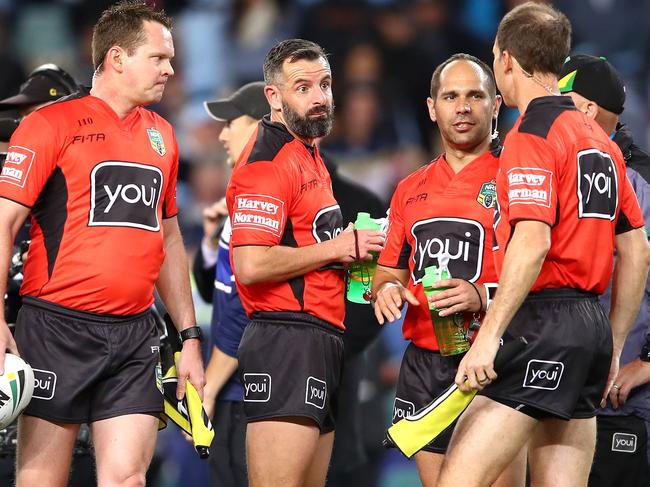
[311, 205, 343, 243]
[410, 217, 484, 283]
[89, 161, 163, 231]
[577, 149, 618, 220]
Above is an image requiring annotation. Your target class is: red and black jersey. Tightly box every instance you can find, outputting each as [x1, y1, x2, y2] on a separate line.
[494, 96, 644, 293]
[226, 118, 345, 329]
[378, 150, 500, 351]
[0, 95, 179, 315]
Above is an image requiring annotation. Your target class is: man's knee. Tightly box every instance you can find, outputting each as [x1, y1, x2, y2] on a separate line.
[98, 471, 146, 487]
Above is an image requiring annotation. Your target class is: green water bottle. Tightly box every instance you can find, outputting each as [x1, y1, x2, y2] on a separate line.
[421, 256, 469, 356]
[347, 212, 381, 304]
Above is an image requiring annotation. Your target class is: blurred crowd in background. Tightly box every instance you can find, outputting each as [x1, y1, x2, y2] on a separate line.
[0, 0, 649, 485]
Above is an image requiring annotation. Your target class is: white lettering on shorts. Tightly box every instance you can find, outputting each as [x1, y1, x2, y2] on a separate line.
[612, 432, 637, 453]
[243, 373, 271, 402]
[523, 360, 564, 390]
[305, 376, 327, 409]
[32, 368, 57, 400]
[392, 397, 415, 424]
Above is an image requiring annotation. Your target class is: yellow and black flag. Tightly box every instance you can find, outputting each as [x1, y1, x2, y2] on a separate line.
[156, 312, 214, 459]
[385, 336, 527, 458]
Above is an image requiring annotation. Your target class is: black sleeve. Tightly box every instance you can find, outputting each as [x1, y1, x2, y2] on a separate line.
[191, 249, 216, 304]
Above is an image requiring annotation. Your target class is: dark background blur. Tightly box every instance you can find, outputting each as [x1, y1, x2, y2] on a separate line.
[0, 1, 647, 485]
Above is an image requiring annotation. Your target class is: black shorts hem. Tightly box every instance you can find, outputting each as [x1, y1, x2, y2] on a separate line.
[570, 409, 598, 419]
[245, 411, 334, 433]
[481, 392, 571, 420]
[24, 406, 162, 424]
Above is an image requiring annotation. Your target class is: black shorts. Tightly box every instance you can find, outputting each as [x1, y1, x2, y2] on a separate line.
[480, 289, 612, 419]
[15, 297, 163, 423]
[238, 312, 344, 433]
[589, 415, 650, 487]
[393, 343, 463, 453]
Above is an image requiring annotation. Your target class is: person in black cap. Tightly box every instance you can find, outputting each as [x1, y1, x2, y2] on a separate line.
[0, 63, 80, 143]
[193, 81, 269, 487]
[559, 54, 650, 487]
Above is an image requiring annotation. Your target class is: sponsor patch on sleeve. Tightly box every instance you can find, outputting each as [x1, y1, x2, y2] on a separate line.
[0, 146, 35, 188]
[232, 194, 286, 237]
[506, 167, 553, 207]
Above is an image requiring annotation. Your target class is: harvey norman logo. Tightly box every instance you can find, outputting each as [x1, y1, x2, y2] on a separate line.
[507, 167, 553, 208]
[523, 359, 564, 390]
[0, 146, 35, 188]
[232, 194, 285, 237]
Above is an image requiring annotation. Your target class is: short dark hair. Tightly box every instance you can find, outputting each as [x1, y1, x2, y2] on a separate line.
[430, 53, 496, 100]
[263, 39, 328, 84]
[496, 2, 571, 76]
[92, 0, 172, 72]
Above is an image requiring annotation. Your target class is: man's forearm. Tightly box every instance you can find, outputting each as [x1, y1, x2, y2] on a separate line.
[479, 222, 550, 339]
[610, 228, 650, 353]
[372, 265, 409, 296]
[204, 346, 239, 401]
[233, 240, 341, 285]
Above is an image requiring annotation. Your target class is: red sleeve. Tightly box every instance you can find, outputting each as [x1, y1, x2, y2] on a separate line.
[378, 183, 410, 269]
[227, 160, 292, 247]
[163, 134, 179, 219]
[500, 132, 557, 226]
[0, 111, 60, 207]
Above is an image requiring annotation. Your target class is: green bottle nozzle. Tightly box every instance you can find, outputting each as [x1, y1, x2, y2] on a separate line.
[354, 212, 379, 230]
[422, 266, 439, 289]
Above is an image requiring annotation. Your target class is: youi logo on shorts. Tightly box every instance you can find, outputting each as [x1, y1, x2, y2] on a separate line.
[612, 432, 637, 453]
[392, 397, 415, 424]
[243, 373, 271, 402]
[89, 161, 163, 231]
[305, 376, 327, 409]
[312, 205, 343, 243]
[523, 360, 564, 390]
[577, 149, 619, 220]
[410, 217, 484, 284]
[32, 369, 57, 400]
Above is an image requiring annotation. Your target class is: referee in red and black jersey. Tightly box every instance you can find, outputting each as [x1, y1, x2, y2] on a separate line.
[225, 39, 384, 487]
[0, 3, 204, 486]
[439, 4, 650, 487]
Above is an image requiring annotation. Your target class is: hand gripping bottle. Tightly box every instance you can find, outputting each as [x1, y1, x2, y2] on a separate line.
[347, 212, 381, 304]
[421, 254, 470, 356]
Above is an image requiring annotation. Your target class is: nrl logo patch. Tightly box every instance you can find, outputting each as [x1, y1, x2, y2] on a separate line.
[477, 181, 496, 209]
[147, 128, 166, 156]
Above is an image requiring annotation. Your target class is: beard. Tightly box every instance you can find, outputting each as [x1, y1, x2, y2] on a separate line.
[283, 101, 334, 139]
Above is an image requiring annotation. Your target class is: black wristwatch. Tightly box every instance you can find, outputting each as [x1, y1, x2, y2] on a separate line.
[180, 326, 203, 343]
[640, 343, 650, 362]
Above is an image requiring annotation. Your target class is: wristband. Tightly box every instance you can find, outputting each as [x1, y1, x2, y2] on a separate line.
[180, 326, 203, 343]
[466, 280, 484, 311]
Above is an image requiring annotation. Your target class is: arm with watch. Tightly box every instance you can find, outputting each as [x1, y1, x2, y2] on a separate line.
[157, 217, 206, 401]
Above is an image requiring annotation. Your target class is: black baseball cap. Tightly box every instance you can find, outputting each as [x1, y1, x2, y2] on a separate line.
[0, 64, 78, 111]
[558, 55, 625, 115]
[204, 82, 269, 122]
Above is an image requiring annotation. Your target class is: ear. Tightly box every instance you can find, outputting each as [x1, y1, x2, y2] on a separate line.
[106, 46, 124, 73]
[501, 50, 514, 74]
[264, 85, 282, 112]
[584, 100, 599, 120]
[493, 94, 502, 120]
[426, 97, 436, 123]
